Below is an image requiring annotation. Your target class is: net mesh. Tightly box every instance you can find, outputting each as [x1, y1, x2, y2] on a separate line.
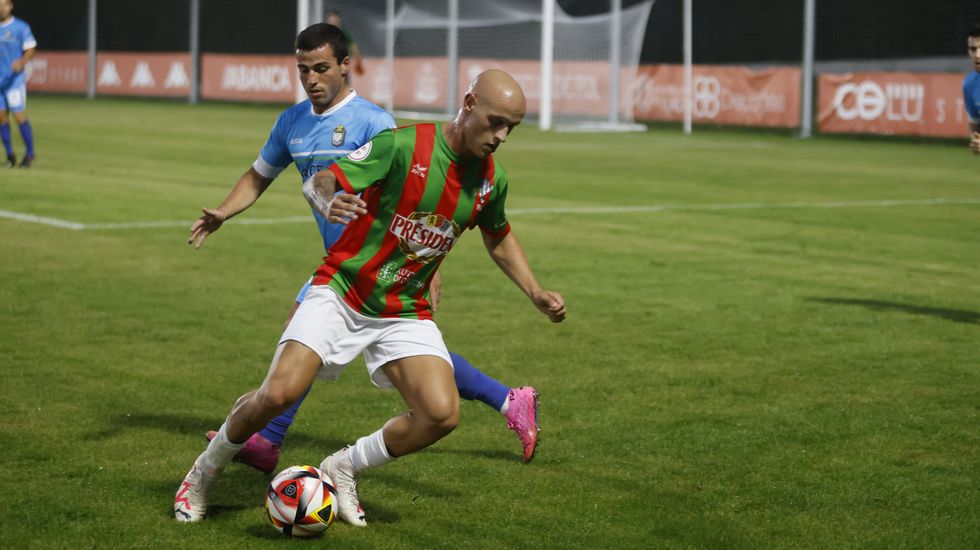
[318, 0, 654, 130]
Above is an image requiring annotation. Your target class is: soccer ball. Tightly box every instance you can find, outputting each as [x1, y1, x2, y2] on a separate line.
[265, 465, 337, 537]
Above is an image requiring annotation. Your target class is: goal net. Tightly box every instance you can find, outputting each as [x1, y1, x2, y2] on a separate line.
[311, 0, 654, 131]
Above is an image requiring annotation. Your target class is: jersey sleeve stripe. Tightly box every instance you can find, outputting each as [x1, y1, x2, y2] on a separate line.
[23, 39, 37, 50]
[291, 149, 353, 158]
[481, 223, 511, 240]
[329, 163, 355, 194]
[252, 156, 285, 179]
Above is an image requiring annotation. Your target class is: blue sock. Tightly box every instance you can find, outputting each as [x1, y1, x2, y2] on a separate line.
[18, 120, 33, 156]
[0, 123, 11, 156]
[258, 384, 312, 445]
[450, 351, 510, 411]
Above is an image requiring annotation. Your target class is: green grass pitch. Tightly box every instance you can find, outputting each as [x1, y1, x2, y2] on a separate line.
[1, 96, 978, 548]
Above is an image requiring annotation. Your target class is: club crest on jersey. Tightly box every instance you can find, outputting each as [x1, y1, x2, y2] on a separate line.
[475, 178, 493, 212]
[348, 141, 371, 161]
[331, 125, 346, 146]
[388, 212, 462, 264]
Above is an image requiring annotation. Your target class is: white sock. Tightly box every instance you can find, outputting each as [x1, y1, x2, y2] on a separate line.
[200, 422, 245, 473]
[499, 399, 510, 415]
[347, 428, 394, 473]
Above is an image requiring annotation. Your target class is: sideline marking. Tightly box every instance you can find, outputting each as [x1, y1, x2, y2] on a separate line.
[2, 198, 979, 231]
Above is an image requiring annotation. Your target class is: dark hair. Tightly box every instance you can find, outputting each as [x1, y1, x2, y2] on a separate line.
[970, 26, 980, 39]
[295, 23, 349, 63]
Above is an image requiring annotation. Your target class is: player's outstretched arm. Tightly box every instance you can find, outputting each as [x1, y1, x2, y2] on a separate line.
[970, 127, 980, 155]
[482, 230, 566, 323]
[188, 167, 272, 248]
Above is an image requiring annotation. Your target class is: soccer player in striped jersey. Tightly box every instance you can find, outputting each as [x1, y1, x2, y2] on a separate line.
[965, 26, 980, 155]
[176, 68, 563, 525]
[0, 0, 36, 168]
[175, 29, 549, 523]
[190, 23, 538, 473]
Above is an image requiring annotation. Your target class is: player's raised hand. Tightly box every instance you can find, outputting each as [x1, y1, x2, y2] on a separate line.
[188, 207, 227, 249]
[531, 289, 566, 323]
[327, 193, 367, 224]
[970, 132, 980, 155]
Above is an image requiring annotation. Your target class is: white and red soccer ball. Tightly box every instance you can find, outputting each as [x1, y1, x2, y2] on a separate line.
[265, 465, 337, 537]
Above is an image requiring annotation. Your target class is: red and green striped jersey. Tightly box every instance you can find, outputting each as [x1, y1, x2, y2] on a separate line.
[312, 123, 511, 320]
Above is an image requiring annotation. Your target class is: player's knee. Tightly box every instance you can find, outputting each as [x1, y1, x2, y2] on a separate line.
[255, 384, 303, 414]
[421, 400, 459, 435]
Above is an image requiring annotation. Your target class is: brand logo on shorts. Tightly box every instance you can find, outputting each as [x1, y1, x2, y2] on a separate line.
[388, 212, 461, 263]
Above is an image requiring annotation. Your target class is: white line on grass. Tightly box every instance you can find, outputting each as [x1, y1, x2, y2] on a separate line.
[0, 209, 85, 230]
[2, 197, 979, 231]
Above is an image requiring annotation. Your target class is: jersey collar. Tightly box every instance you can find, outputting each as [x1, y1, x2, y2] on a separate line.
[310, 89, 357, 117]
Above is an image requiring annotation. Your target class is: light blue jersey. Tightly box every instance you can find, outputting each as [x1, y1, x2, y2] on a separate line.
[964, 71, 980, 124]
[252, 91, 395, 250]
[0, 17, 36, 90]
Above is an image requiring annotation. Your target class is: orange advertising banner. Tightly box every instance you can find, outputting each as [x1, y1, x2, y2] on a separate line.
[632, 64, 801, 127]
[200, 54, 297, 103]
[27, 51, 88, 93]
[96, 52, 191, 97]
[818, 72, 970, 138]
[457, 59, 619, 117]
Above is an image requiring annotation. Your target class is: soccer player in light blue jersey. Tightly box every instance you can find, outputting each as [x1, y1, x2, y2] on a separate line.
[965, 26, 980, 155]
[0, 0, 36, 168]
[182, 24, 538, 492]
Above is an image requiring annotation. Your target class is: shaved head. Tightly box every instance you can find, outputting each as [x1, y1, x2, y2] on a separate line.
[445, 69, 526, 159]
[467, 69, 527, 115]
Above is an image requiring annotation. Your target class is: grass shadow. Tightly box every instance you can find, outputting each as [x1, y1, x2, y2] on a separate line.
[84, 411, 348, 451]
[424, 446, 521, 463]
[808, 297, 980, 325]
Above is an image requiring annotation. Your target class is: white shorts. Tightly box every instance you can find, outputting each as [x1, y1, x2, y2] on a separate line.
[279, 285, 451, 389]
[1, 84, 26, 112]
